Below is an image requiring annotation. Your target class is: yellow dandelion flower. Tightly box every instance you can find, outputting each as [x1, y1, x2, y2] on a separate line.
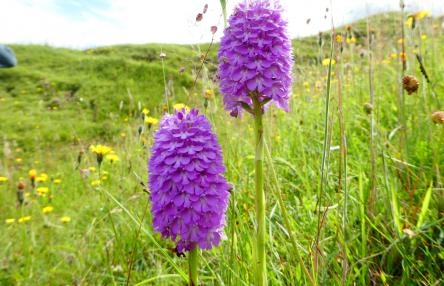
[42, 206, 54, 214]
[390, 53, 398, 59]
[0, 176, 8, 183]
[53, 178, 62, 184]
[405, 16, 414, 28]
[91, 180, 101, 187]
[397, 38, 404, 45]
[28, 169, 37, 179]
[173, 103, 189, 111]
[335, 34, 343, 43]
[5, 218, 15, 224]
[144, 116, 159, 126]
[141, 108, 150, 115]
[120, 132, 126, 138]
[105, 153, 120, 163]
[60, 216, 71, 223]
[414, 10, 430, 20]
[36, 173, 48, 182]
[18, 216, 32, 223]
[204, 89, 214, 99]
[322, 58, 336, 66]
[90, 144, 112, 156]
[37, 187, 49, 196]
[303, 81, 309, 87]
[89, 166, 97, 172]
[421, 34, 427, 40]
[101, 175, 108, 181]
[90, 144, 113, 165]
[346, 37, 356, 44]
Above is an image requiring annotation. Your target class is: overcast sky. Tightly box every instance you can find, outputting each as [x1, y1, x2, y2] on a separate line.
[0, 0, 442, 49]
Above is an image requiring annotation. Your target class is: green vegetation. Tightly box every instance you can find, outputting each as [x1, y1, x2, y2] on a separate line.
[0, 12, 443, 285]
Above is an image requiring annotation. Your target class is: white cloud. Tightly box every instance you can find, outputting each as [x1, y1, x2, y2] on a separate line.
[0, 0, 442, 49]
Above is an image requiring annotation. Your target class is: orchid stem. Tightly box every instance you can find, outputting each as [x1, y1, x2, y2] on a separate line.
[188, 245, 199, 286]
[252, 95, 266, 286]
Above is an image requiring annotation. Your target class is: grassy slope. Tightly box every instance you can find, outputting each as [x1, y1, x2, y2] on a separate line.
[0, 12, 443, 285]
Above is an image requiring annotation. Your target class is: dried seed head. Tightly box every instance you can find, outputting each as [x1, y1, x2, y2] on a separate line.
[363, 102, 373, 114]
[402, 75, 419, 94]
[17, 181, 26, 190]
[431, 111, 444, 124]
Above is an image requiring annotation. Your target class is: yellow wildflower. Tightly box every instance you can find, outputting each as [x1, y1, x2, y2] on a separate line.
[397, 38, 404, 45]
[346, 37, 356, 44]
[90, 144, 112, 156]
[15, 158, 23, 163]
[144, 116, 159, 126]
[28, 169, 37, 179]
[91, 180, 101, 187]
[5, 218, 15, 224]
[89, 166, 97, 172]
[90, 144, 113, 165]
[105, 153, 120, 163]
[37, 187, 49, 196]
[53, 178, 62, 184]
[414, 10, 430, 20]
[42, 206, 54, 214]
[36, 173, 48, 182]
[204, 89, 214, 99]
[0, 176, 8, 183]
[421, 34, 427, 40]
[322, 58, 336, 66]
[60, 216, 71, 223]
[173, 103, 189, 111]
[335, 34, 343, 43]
[141, 108, 150, 115]
[18, 216, 32, 223]
[406, 10, 430, 28]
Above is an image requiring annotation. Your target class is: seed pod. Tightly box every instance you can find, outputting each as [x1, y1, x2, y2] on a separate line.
[402, 75, 419, 94]
[431, 111, 444, 124]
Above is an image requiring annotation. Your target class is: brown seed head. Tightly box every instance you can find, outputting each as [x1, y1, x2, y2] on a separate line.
[363, 103, 373, 115]
[402, 75, 419, 94]
[431, 111, 444, 124]
[17, 181, 26, 190]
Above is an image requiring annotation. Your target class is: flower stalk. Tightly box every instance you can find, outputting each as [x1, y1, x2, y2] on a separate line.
[188, 245, 199, 286]
[252, 94, 266, 286]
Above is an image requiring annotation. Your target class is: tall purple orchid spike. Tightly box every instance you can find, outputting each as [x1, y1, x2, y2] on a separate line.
[149, 108, 231, 253]
[218, 0, 293, 117]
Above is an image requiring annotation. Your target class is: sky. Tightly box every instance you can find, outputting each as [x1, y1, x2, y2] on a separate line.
[0, 0, 443, 49]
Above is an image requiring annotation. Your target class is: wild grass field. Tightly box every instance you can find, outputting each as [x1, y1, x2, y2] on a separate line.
[0, 10, 443, 286]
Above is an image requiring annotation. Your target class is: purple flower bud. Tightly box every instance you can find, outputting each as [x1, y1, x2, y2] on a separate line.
[149, 108, 231, 252]
[218, 0, 293, 117]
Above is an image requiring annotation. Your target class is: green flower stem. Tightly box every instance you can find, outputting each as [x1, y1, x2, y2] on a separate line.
[188, 245, 199, 286]
[252, 95, 266, 286]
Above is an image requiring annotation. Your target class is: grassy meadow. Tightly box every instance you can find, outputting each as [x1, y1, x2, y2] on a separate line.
[1, 11, 443, 285]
